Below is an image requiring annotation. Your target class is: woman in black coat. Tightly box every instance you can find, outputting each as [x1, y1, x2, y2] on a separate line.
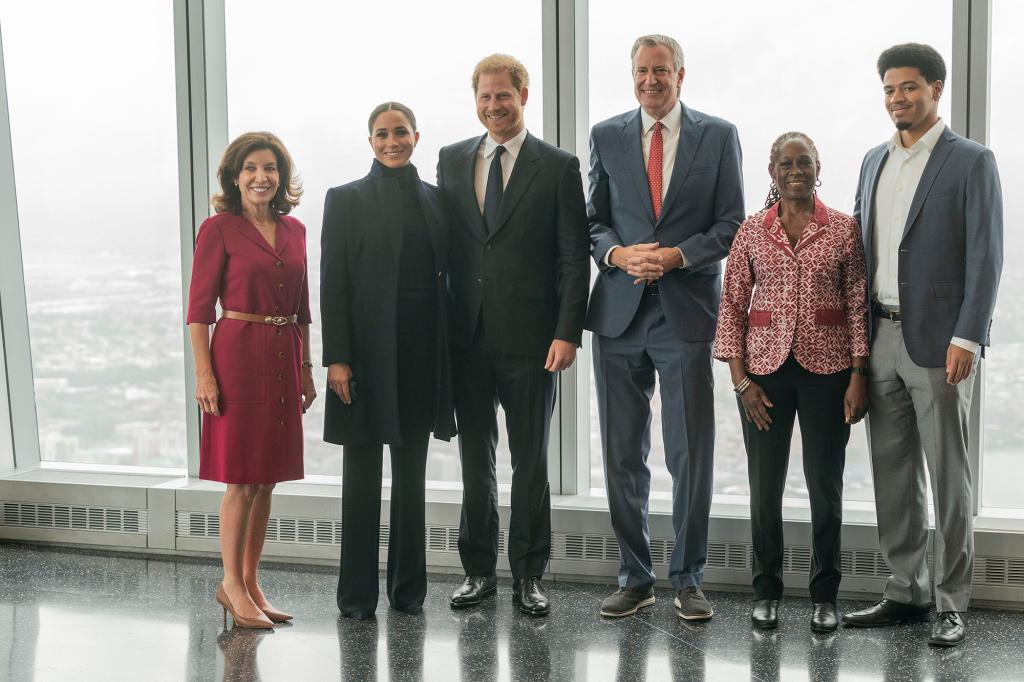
[321, 102, 455, 619]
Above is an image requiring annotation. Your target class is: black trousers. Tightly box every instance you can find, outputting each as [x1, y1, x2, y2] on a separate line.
[337, 296, 435, 618]
[452, 321, 556, 579]
[741, 355, 850, 602]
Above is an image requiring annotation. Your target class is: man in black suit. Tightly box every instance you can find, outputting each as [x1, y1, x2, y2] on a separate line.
[437, 54, 589, 616]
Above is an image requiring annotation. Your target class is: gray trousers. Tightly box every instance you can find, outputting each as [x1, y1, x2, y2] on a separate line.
[866, 318, 976, 612]
[593, 292, 715, 591]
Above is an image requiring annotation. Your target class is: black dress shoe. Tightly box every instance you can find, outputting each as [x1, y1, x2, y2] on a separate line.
[928, 611, 967, 647]
[751, 599, 779, 629]
[450, 575, 497, 608]
[512, 577, 550, 616]
[842, 598, 930, 627]
[810, 602, 838, 632]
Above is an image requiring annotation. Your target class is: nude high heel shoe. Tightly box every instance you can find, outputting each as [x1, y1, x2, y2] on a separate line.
[259, 604, 294, 623]
[216, 585, 274, 630]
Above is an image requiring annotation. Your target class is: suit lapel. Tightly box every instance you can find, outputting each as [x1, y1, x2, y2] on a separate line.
[489, 133, 541, 239]
[274, 217, 292, 256]
[657, 103, 703, 225]
[620, 110, 656, 226]
[459, 135, 488, 243]
[861, 146, 888, 259]
[372, 175, 404, 264]
[902, 129, 955, 239]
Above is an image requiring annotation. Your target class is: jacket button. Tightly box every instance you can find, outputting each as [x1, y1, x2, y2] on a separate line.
[276, 372, 284, 381]
[437, 271, 443, 278]
[275, 261, 284, 268]
[476, 276, 483, 283]
[278, 420, 285, 426]
[277, 351, 285, 359]
[486, 244, 493, 251]
[279, 397, 286, 405]
[276, 283, 285, 290]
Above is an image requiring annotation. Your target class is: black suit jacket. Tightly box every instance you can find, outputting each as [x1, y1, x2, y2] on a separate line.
[436, 132, 589, 356]
[320, 162, 456, 446]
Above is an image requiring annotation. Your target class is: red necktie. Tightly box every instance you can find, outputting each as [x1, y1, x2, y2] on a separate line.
[647, 121, 664, 220]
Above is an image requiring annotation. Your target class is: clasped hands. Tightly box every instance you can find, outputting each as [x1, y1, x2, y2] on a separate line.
[610, 242, 684, 285]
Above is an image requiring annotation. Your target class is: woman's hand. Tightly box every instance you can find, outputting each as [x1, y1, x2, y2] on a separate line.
[739, 381, 773, 431]
[327, 363, 354, 405]
[196, 372, 220, 416]
[844, 373, 868, 424]
[301, 367, 317, 412]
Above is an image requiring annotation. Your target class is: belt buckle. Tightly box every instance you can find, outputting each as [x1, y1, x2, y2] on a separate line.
[266, 316, 288, 326]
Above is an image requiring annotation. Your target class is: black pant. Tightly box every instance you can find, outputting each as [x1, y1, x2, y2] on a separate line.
[741, 355, 849, 602]
[452, 321, 556, 579]
[337, 296, 435, 617]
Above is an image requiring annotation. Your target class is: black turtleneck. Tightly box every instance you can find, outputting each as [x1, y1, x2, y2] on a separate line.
[374, 160, 436, 299]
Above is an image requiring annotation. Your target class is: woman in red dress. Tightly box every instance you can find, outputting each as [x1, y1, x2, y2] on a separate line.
[187, 132, 316, 629]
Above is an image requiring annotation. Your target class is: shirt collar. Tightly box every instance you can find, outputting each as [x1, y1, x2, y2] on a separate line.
[886, 117, 945, 155]
[483, 127, 528, 160]
[640, 100, 682, 135]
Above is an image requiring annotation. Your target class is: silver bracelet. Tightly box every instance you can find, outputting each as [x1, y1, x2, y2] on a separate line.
[733, 376, 752, 396]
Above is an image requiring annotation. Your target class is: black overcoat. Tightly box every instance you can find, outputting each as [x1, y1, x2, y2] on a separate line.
[320, 162, 456, 446]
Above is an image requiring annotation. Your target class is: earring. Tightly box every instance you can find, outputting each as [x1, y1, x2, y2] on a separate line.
[815, 178, 822, 187]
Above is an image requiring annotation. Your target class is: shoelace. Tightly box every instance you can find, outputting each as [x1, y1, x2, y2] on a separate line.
[936, 611, 961, 625]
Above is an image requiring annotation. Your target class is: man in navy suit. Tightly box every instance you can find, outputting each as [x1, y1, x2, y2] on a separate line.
[437, 54, 589, 616]
[842, 43, 1002, 648]
[586, 34, 744, 619]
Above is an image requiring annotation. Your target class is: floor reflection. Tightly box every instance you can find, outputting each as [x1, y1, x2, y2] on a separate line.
[0, 543, 1022, 681]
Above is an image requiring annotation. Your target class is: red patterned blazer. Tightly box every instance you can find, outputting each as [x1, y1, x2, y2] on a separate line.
[713, 197, 869, 375]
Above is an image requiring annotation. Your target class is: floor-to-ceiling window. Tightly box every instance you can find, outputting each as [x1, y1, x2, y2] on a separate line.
[1, 1, 186, 469]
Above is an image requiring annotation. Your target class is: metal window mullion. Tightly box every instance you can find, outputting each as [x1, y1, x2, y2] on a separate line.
[0, 27, 41, 471]
[174, 0, 229, 479]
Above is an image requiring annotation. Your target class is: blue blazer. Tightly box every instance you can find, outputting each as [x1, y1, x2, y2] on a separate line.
[854, 126, 1003, 368]
[584, 103, 745, 341]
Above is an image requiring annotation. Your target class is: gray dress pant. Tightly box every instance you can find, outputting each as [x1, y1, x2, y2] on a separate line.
[866, 317, 976, 613]
[593, 290, 715, 591]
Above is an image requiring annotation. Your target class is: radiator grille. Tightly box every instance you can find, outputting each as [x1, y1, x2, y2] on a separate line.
[0, 502, 147, 534]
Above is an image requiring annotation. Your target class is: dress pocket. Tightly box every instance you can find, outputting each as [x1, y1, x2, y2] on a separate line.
[815, 308, 847, 326]
[211, 322, 268, 404]
[748, 310, 772, 327]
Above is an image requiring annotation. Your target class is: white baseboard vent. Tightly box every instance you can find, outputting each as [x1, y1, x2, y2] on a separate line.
[0, 502, 148, 534]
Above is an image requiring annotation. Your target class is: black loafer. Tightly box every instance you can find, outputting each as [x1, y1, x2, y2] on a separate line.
[450, 575, 497, 608]
[810, 602, 838, 632]
[512, 577, 550, 616]
[842, 598, 930, 627]
[751, 599, 779, 629]
[928, 611, 967, 647]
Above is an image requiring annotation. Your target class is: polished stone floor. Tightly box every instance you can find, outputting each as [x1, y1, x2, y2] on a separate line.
[0, 543, 1021, 681]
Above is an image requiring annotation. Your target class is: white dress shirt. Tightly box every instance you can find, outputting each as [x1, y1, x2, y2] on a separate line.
[873, 118, 977, 352]
[606, 101, 688, 267]
[475, 127, 528, 213]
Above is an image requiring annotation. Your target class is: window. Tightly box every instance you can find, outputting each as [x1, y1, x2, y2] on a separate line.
[224, 0, 544, 480]
[982, 0, 1023, 509]
[2, 2, 186, 468]
[586, 0, 952, 500]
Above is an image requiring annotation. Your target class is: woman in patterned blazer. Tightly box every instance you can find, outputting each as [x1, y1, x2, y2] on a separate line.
[713, 132, 869, 633]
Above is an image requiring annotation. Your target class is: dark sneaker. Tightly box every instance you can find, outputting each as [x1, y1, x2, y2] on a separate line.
[675, 586, 714, 621]
[599, 587, 655, 618]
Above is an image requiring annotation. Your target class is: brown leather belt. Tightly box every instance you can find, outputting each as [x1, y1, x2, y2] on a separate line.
[222, 310, 298, 326]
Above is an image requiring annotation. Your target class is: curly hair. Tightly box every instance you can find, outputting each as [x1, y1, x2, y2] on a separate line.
[764, 132, 821, 209]
[877, 43, 946, 84]
[211, 131, 302, 215]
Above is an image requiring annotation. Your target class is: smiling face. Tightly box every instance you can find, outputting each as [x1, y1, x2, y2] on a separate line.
[236, 148, 279, 214]
[633, 44, 684, 120]
[475, 71, 528, 143]
[770, 139, 819, 205]
[369, 109, 419, 168]
[883, 66, 942, 136]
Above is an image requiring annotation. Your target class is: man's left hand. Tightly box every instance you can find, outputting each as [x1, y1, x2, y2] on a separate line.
[630, 247, 685, 285]
[946, 344, 976, 385]
[545, 339, 577, 372]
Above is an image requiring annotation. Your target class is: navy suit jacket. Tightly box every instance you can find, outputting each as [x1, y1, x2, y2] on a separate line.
[854, 126, 1003, 368]
[585, 103, 745, 341]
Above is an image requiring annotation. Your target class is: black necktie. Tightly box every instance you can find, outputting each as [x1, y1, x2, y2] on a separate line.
[483, 145, 506, 235]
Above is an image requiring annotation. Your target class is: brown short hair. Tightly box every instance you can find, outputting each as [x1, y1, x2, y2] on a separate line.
[211, 132, 302, 215]
[471, 54, 529, 93]
[631, 34, 685, 72]
[367, 101, 418, 134]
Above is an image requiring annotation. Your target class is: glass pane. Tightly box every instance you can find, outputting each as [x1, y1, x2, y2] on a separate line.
[983, 0, 1023, 509]
[2, 2, 186, 468]
[586, 0, 952, 501]
[225, 0, 544, 480]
